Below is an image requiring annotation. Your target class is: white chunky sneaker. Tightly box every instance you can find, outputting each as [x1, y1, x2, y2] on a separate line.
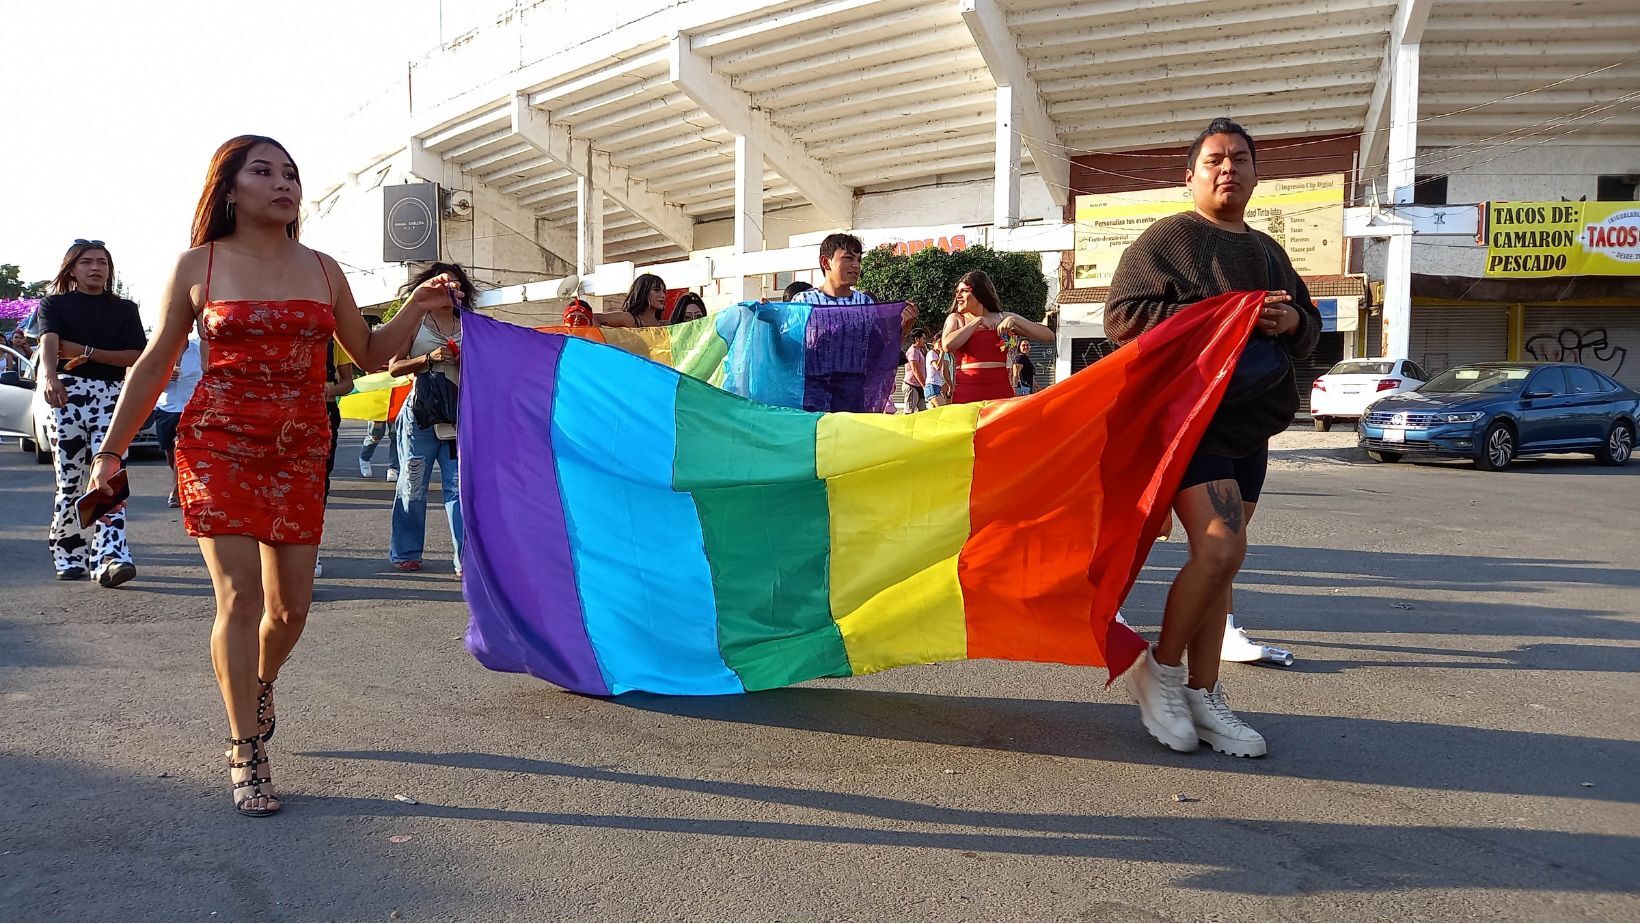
[1186, 683, 1268, 758]
[359, 459, 373, 478]
[1127, 647, 1199, 752]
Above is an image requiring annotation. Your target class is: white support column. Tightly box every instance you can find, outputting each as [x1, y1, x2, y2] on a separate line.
[1382, 40, 1420, 360]
[732, 133, 765, 302]
[994, 84, 1021, 229]
[576, 174, 603, 278]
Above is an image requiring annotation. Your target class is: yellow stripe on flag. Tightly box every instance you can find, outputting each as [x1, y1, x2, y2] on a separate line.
[816, 404, 979, 674]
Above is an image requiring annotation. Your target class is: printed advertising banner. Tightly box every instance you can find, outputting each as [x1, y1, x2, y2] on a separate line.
[1483, 201, 1640, 277]
[1073, 174, 1346, 288]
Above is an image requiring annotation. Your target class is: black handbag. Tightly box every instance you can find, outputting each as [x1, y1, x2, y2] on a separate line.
[1223, 242, 1295, 404]
[411, 370, 459, 430]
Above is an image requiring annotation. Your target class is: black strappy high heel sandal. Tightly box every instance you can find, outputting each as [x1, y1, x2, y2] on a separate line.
[257, 677, 276, 742]
[227, 734, 279, 817]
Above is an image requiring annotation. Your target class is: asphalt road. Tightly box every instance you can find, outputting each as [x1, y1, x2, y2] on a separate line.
[2, 424, 1637, 921]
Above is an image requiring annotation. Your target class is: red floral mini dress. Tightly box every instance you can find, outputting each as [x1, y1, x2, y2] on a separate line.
[174, 244, 336, 544]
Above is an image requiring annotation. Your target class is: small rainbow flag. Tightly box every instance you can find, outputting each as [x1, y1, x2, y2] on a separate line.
[543, 301, 907, 412]
[458, 291, 1262, 696]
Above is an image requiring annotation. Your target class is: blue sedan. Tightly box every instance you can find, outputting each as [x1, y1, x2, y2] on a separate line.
[1358, 362, 1638, 470]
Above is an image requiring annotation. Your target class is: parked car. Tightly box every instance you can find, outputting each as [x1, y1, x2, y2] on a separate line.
[0, 345, 159, 464]
[1309, 357, 1426, 431]
[1358, 362, 1638, 470]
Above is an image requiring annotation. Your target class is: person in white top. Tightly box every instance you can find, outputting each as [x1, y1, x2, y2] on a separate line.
[153, 334, 204, 507]
[924, 339, 949, 408]
[384, 262, 467, 576]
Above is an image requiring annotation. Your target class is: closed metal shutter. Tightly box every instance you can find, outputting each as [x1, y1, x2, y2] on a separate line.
[1522, 306, 1640, 389]
[1365, 310, 1383, 357]
[1409, 305, 1509, 377]
[1296, 332, 1345, 405]
[1069, 337, 1119, 374]
[1023, 339, 1060, 391]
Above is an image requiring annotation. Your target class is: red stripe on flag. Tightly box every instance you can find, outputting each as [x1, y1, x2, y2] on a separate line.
[960, 291, 1263, 681]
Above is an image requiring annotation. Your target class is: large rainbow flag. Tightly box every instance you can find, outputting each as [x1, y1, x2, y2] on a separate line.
[458, 290, 1264, 696]
[545, 301, 906, 412]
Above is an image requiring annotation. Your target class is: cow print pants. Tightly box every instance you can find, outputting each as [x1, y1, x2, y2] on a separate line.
[47, 377, 132, 575]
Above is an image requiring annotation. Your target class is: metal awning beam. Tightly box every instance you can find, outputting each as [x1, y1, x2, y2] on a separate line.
[512, 94, 694, 250]
[668, 34, 854, 221]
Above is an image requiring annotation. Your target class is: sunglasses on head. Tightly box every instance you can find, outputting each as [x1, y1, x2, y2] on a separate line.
[73, 239, 106, 247]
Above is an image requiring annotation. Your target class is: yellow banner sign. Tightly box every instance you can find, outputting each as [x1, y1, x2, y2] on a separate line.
[1073, 173, 1346, 288]
[1484, 201, 1640, 277]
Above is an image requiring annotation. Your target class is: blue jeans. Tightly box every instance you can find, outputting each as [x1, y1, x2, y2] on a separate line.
[360, 419, 397, 468]
[389, 410, 463, 568]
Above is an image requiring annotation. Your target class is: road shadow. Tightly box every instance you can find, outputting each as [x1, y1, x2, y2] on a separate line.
[0, 753, 476, 922]
[579, 690, 1640, 804]
[1127, 545, 1640, 646]
[304, 750, 1640, 895]
[1279, 639, 1638, 675]
[0, 617, 83, 672]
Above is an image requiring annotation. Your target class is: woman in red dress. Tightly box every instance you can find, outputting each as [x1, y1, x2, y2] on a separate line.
[87, 136, 458, 817]
[939, 270, 1054, 404]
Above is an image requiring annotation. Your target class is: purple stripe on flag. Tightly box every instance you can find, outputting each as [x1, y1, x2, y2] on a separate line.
[460, 313, 610, 695]
[801, 302, 906, 412]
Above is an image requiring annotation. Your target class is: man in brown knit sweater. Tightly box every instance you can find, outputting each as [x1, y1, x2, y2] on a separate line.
[1106, 118, 1322, 758]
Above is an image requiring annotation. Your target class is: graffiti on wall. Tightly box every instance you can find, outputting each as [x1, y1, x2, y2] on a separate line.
[1524, 327, 1628, 378]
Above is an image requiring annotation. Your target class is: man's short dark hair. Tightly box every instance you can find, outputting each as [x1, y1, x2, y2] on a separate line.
[1187, 118, 1256, 169]
[818, 232, 863, 263]
[782, 280, 814, 300]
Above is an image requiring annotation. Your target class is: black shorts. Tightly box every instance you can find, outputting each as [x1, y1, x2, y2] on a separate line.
[1179, 444, 1269, 503]
[152, 410, 182, 456]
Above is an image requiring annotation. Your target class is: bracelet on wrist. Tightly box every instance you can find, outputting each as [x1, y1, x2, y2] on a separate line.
[94, 451, 123, 465]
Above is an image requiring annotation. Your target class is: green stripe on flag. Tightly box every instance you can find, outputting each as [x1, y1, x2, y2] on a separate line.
[666, 313, 731, 382]
[672, 376, 848, 690]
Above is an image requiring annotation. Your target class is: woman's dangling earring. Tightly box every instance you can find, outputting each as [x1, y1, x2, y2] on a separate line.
[226, 200, 235, 221]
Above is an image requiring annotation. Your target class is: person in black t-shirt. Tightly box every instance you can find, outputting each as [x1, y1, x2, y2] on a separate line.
[37, 240, 147, 585]
[1010, 341, 1037, 397]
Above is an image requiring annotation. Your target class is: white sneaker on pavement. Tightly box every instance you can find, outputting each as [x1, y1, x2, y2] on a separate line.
[1185, 683, 1267, 758]
[386, 468, 398, 483]
[359, 459, 372, 478]
[1126, 647, 1198, 752]
[314, 560, 324, 578]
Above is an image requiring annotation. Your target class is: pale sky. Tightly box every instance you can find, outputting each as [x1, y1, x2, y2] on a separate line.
[0, 0, 471, 317]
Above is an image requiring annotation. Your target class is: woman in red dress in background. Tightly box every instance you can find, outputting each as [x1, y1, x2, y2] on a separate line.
[939, 270, 1054, 404]
[88, 136, 458, 817]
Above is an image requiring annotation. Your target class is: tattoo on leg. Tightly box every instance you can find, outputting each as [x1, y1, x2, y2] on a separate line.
[1206, 482, 1244, 534]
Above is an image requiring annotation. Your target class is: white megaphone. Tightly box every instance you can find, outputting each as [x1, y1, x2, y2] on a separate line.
[1221, 614, 1295, 666]
[1112, 611, 1294, 666]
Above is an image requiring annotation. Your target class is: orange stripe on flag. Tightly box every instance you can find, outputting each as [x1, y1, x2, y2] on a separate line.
[959, 291, 1263, 680]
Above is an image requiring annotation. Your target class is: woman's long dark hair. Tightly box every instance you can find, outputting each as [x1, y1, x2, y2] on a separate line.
[50, 241, 116, 296]
[957, 270, 1002, 314]
[399, 262, 477, 308]
[671, 292, 706, 323]
[191, 135, 301, 248]
[623, 273, 667, 322]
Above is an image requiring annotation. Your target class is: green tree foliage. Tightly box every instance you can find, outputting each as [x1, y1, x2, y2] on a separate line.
[3, 264, 74, 299]
[0, 264, 23, 299]
[859, 244, 1049, 336]
[375, 298, 405, 325]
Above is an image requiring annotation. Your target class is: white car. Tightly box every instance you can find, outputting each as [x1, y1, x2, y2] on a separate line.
[1309, 357, 1428, 431]
[0, 344, 159, 463]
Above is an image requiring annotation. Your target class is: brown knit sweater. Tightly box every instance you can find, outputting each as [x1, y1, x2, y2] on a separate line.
[1106, 211, 1322, 458]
